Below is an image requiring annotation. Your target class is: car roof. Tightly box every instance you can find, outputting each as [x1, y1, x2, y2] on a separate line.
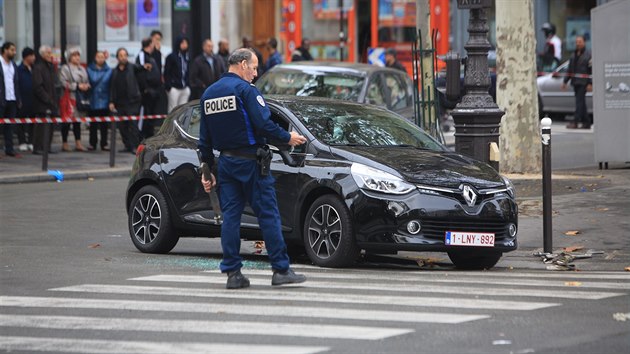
[266, 61, 405, 77]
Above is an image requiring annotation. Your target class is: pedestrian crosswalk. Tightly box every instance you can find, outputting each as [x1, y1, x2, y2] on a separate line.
[1, 265, 628, 353]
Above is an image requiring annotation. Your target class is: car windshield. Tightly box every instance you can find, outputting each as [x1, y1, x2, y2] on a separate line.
[288, 102, 444, 151]
[257, 70, 364, 101]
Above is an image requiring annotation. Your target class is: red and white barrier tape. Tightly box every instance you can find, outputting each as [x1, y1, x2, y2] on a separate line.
[0, 114, 167, 125]
[537, 72, 592, 79]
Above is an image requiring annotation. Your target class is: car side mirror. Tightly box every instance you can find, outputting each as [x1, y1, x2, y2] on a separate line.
[267, 140, 306, 168]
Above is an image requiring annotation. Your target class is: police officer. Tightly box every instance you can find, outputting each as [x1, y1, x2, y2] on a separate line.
[198, 48, 307, 289]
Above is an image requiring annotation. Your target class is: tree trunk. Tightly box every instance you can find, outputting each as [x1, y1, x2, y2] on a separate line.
[496, 0, 541, 173]
[416, 0, 434, 132]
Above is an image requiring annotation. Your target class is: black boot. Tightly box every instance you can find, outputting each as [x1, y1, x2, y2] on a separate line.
[226, 269, 250, 289]
[272, 268, 306, 286]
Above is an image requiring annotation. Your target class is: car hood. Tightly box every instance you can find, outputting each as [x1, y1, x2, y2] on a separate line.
[332, 146, 505, 190]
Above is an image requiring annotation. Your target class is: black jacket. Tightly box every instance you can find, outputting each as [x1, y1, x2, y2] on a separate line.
[31, 57, 57, 115]
[0, 59, 21, 110]
[110, 63, 141, 106]
[291, 46, 314, 62]
[164, 36, 190, 90]
[564, 49, 592, 87]
[387, 60, 407, 74]
[189, 54, 225, 100]
[135, 51, 162, 98]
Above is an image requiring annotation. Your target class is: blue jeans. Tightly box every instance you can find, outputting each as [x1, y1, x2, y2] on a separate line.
[217, 155, 290, 273]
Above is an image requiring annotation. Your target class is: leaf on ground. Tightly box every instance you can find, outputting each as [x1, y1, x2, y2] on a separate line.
[595, 207, 609, 212]
[564, 281, 582, 287]
[88, 243, 100, 249]
[564, 230, 580, 236]
[625, 266, 630, 272]
[564, 245, 584, 252]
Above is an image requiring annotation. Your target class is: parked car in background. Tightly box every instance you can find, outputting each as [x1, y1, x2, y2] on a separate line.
[126, 96, 518, 270]
[255, 62, 415, 121]
[537, 60, 593, 119]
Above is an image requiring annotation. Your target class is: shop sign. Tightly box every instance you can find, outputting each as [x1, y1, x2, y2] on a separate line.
[174, 0, 190, 11]
[105, 0, 129, 41]
[138, 0, 159, 27]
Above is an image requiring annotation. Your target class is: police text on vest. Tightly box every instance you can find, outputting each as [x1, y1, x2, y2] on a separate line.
[204, 96, 237, 115]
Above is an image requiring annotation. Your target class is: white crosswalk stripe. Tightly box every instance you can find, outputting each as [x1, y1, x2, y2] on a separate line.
[0, 336, 327, 354]
[131, 274, 626, 300]
[0, 314, 412, 340]
[2, 267, 628, 353]
[0, 296, 488, 324]
[49, 283, 559, 310]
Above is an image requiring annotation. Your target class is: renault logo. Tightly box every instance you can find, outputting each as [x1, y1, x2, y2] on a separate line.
[461, 184, 478, 207]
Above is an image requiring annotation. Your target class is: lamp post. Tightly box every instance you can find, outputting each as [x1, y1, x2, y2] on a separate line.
[450, 0, 504, 171]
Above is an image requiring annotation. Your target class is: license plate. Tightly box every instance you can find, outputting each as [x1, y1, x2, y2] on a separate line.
[445, 231, 495, 247]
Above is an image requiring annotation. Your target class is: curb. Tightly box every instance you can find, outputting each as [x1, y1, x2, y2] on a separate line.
[0, 167, 131, 184]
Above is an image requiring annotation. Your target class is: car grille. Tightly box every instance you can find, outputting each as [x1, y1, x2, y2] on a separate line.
[420, 219, 509, 241]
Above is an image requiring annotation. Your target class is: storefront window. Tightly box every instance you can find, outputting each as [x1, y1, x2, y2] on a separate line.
[96, 0, 172, 67]
[302, 0, 353, 61]
[1, 0, 35, 62]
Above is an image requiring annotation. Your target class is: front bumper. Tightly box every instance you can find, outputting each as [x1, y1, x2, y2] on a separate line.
[351, 188, 518, 253]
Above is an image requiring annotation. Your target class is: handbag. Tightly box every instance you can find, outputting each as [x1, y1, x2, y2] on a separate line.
[76, 90, 91, 112]
[59, 86, 75, 120]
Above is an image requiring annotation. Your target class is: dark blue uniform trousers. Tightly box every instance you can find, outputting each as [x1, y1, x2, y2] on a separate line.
[217, 155, 290, 273]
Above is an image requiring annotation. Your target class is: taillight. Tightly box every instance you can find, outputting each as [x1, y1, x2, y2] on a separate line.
[135, 144, 145, 157]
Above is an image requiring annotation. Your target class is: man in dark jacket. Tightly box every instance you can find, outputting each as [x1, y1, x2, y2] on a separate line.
[110, 48, 142, 153]
[1, 41, 21, 157]
[562, 35, 592, 129]
[385, 48, 407, 73]
[17, 47, 35, 152]
[31, 45, 57, 155]
[217, 38, 230, 72]
[291, 38, 314, 62]
[136, 38, 163, 138]
[189, 39, 225, 100]
[164, 36, 190, 112]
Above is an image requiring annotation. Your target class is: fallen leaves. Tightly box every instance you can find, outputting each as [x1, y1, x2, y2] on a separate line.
[625, 266, 630, 272]
[564, 230, 580, 236]
[88, 243, 101, 249]
[563, 245, 584, 252]
[595, 207, 609, 212]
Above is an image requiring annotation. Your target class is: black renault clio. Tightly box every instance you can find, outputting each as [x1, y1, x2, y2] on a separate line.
[126, 96, 517, 269]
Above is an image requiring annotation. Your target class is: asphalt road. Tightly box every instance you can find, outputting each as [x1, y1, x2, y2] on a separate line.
[1, 178, 629, 353]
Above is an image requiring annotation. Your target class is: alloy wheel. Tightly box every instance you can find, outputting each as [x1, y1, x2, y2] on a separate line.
[307, 204, 342, 259]
[131, 194, 162, 245]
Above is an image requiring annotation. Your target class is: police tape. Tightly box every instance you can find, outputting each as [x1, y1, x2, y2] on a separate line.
[537, 71, 592, 79]
[0, 114, 167, 125]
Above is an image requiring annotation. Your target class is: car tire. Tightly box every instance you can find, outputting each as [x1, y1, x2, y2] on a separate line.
[447, 251, 502, 270]
[303, 195, 360, 268]
[128, 185, 179, 254]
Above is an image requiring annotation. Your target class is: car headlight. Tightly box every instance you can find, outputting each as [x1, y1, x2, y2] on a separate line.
[351, 163, 415, 195]
[501, 175, 515, 198]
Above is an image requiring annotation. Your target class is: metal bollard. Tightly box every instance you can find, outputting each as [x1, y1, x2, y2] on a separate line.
[41, 111, 52, 171]
[541, 116, 553, 253]
[109, 119, 116, 167]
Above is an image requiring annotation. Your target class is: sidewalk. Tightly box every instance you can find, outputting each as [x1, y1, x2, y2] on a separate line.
[0, 130, 136, 184]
